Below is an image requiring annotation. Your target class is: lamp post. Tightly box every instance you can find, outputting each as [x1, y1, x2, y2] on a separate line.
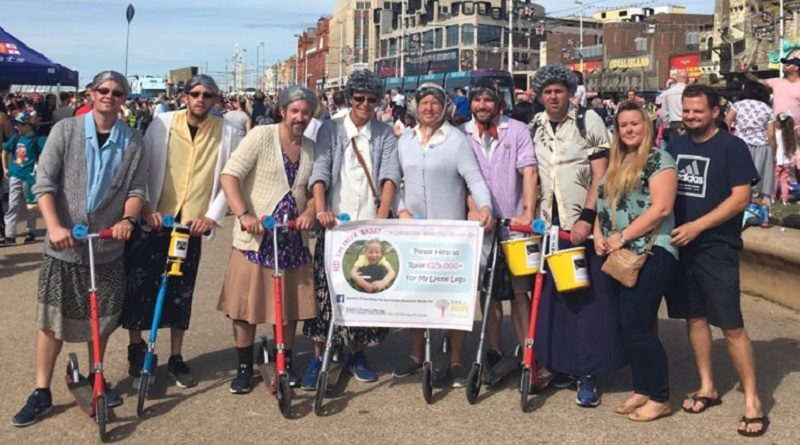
[256, 41, 264, 89]
[400, 0, 406, 77]
[575, 1, 584, 73]
[508, 1, 514, 77]
[124, 4, 135, 76]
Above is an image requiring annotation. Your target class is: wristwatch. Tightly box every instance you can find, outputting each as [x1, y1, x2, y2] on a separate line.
[123, 216, 137, 226]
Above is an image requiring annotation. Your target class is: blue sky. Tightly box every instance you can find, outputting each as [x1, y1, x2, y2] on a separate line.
[2, 0, 713, 86]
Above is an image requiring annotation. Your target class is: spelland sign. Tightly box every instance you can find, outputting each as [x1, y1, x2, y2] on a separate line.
[608, 55, 650, 70]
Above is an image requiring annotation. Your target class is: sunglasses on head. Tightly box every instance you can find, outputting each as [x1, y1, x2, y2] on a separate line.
[351, 95, 378, 104]
[95, 87, 125, 98]
[188, 91, 216, 99]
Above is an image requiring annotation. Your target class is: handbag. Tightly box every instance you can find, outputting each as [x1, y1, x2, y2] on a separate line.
[600, 203, 660, 288]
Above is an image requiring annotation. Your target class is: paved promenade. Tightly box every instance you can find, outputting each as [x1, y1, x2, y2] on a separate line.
[1, 216, 798, 443]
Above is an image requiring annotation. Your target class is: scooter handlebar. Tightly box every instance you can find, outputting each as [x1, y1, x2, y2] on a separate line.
[160, 214, 211, 236]
[71, 224, 114, 240]
[259, 213, 351, 230]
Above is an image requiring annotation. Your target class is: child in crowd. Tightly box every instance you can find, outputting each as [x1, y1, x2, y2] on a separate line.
[774, 113, 798, 205]
[350, 239, 396, 293]
[2, 112, 44, 245]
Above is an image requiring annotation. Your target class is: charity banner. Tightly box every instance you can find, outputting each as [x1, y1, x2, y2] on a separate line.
[325, 219, 484, 331]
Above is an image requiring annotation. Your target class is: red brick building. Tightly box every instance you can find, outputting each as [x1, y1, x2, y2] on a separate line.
[296, 17, 330, 92]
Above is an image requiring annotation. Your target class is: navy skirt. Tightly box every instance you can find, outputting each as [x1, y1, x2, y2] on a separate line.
[534, 240, 627, 376]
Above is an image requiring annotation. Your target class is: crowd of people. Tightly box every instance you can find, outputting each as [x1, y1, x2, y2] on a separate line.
[5, 59, 784, 437]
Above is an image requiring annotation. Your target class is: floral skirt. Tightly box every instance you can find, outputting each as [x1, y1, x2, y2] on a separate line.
[121, 226, 202, 331]
[302, 231, 388, 347]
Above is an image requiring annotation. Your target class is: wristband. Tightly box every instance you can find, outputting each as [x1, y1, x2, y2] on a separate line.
[123, 216, 137, 226]
[236, 211, 250, 221]
[578, 208, 596, 225]
[619, 230, 628, 245]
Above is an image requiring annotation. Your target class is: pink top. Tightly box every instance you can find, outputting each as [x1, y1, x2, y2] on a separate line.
[766, 77, 800, 126]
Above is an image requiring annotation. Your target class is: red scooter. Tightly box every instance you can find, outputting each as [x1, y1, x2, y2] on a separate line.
[66, 224, 116, 442]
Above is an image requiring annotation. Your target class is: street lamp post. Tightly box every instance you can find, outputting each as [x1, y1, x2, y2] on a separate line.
[576, 1, 584, 73]
[508, 2, 514, 77]
[400, 0, 406, 77]
[256, 41, 264, 89]
[124, 4, 135, 76]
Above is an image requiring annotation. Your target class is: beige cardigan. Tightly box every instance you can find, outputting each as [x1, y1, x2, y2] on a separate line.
[221, 124, 314, 251]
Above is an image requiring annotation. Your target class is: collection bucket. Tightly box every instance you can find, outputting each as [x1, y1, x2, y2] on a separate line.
[545, 247, 590, 293]
[501, 236, 541, 276]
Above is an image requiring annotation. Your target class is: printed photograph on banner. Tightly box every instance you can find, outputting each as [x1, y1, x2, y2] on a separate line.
[344, 239, 400, 294]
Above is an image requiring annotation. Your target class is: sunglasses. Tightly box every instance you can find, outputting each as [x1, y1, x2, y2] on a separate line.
[188, 91, 216, 99]
[352, 95, 378, 104]
[95, 87, 125, 98]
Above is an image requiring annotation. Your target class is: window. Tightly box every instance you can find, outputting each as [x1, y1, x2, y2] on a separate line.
[423, 29, 434, 50]
[478, 25, 502, 45]
[389, 37, 397, 56]
[619, 11, 628, 17]
[634, 37, 647, 52]
[464, 2, 475, 15]
[434, 28, 443, 49]
[462, 24, 475, 45]
[446, 25, 459, 47]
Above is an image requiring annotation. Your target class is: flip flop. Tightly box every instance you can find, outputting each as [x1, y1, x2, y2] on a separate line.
[737, 416, 770, 437]
[682, 393, 722, 414]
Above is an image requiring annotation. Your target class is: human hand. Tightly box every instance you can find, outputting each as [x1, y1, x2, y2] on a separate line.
[593, 235, 608, 256]
[509, 213, 533, 227]
[238, 215, 264, 235]
[316, 211, 337, 229]
[671, 221, 702, 247]
[570, 220, 592, 245]
[296, 212, 315, 231]
[187, 216, 215, 237]
[397, 210, 413, 220]
[606, 233, 624, 253]
[49, 226, 75, 251]
[479, 207, 494, 232]
[144, 211, 163, 231]
[110, 218, 134, 241]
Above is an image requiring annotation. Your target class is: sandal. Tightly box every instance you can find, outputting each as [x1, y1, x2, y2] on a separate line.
[628, 403, 672, 422]
[681, 393, 722, 414]
[737, 416, 770, 437]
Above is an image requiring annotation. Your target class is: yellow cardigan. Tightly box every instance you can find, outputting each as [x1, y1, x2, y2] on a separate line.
[221, 124, 314, 251]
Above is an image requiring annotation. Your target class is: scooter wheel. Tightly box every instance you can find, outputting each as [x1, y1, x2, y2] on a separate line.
[96, 393, 108, 442]
[421, 362, 433, 405]
[276, 373, 292, 419]
[520, 367, 531, 412]
[314, 371, 328, 416]
[67, 352, 80, 384]
[136, 371, 150, 418]
[465, 363, 482, 405]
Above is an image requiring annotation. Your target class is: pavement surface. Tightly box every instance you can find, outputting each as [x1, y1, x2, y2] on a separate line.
[1, 216, 799, 444]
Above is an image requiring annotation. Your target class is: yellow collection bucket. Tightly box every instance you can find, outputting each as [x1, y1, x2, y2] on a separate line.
[501, 236, 541, 276]
[546, 247, 591, 293]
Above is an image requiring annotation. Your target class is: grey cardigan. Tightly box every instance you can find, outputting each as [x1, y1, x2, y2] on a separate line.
[34, 116, 148, 264]
[396, 124, 492, 219]
[308, 117, 401, 207]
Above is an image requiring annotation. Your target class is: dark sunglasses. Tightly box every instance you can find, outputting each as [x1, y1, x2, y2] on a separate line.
[95, 87, 125, 98]
[352, 95, 378, 104]
[188, 91, 216, 99]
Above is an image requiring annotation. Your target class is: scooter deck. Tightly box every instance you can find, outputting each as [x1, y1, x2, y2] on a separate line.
[486, 354, 520, 386]
[65, 374, 94, 416]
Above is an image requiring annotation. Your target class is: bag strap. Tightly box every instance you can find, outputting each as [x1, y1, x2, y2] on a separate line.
[610, 199, 660, 254]
[350, 136, 381, 206]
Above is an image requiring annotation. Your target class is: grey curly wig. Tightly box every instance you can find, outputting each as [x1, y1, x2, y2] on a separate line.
[532, 63, 578, 95]
[345, 69, 383, 98]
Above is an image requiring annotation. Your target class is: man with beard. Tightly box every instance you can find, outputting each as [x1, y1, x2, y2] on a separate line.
[529, 63, 626, 407]
[122, 74, 240, 389]
[458, 79, 537, 379]
[666, 84, 767, 437]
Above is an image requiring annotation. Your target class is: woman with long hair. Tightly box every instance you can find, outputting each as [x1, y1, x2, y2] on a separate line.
[593, 100, 679, 421]
[774, 113, 798, 205]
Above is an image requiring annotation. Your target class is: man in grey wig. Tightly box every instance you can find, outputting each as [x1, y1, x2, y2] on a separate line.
[121, 73, 240, 390]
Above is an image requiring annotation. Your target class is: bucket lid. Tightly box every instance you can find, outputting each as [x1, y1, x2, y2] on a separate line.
[545, 246, 586, 257]
[501, 235, 541, 244]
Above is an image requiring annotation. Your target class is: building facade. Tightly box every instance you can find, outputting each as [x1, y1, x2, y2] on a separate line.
[327, 0, 378, 90]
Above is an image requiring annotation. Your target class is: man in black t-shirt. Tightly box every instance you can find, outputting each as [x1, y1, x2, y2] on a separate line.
[667, 85, 768, 437]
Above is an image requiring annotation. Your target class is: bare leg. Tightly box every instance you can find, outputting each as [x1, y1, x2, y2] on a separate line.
[280, 321, 298, 350]
[128, 329, 144, 344]
[682, 317, 719, 412]
[232, 320, 256, 348]
[723, 328, 765, 435]
[448, 330, 465, 366]
[36, 330, 63, 388]
[483, 295, 503, 352]
[313, 341, 323, 357]
[170, 328, 185, 356]
[510, 291, 531, 347]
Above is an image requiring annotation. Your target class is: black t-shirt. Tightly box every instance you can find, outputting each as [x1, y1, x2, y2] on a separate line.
[96, 131, 110, 147]
[667, 130, 759, 251]
[188, 124, 199, 140]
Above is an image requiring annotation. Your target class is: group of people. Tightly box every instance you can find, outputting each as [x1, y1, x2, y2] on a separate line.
[10, 63, 768, 438]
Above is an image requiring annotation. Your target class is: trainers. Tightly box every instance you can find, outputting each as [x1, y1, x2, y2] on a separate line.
[348, 351, 378, 382]
[300, 356, 322, 391]
[24, 232, 35, 243]
[449, 364, 468, 388]
[127, 342, 146, 377]
[392, 356, 423, 378]
[0, 236, 16, 246]
[576, 374, 600, 407]
[11, 389, 53, 427]
[551, 372, 576, 389]
[167, 355, 197, 388]
[87, 374, 123, 408]
[230, 366, 253, 394]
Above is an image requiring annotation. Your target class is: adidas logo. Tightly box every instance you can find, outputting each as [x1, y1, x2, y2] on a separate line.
[678, 160, 705, 185]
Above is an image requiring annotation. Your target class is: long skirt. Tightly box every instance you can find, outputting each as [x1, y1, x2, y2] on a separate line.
[534, 240, 627, 376]
[217, 249, 316, 324]
[37, 254, 125, 342]
[121, 226, 201, 331]
[302, 231, 388, 347]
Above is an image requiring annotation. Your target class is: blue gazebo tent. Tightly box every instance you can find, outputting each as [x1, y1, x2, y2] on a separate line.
[0, 25, 78, 87]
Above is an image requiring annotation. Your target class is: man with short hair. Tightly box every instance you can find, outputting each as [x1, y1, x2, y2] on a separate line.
[73, 84, 94, 117]
[667, 84, 767, 437]
[330, 90, 349, 119]
[659, 70, 688, 142]
[459, 79, 537, 382]
[453, 87, 470, 118]
[122, 75, 239, 390]
[529, 63, 626, 407]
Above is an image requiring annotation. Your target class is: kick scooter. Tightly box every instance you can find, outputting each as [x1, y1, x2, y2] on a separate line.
[136, 214, 197, 418]
[67, 224, 116, 442]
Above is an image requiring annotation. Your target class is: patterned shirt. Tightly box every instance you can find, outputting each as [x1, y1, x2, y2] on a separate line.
[732, 99, 775, 147]
[597, 148, 678, 259]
